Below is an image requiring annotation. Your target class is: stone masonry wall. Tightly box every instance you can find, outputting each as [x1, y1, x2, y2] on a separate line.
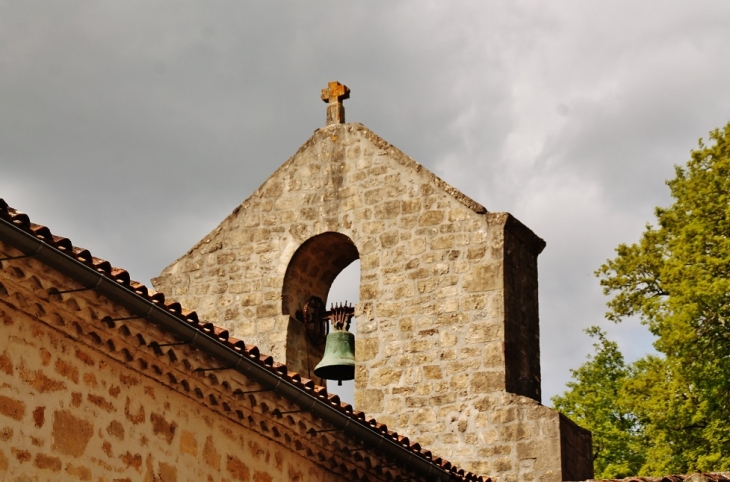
[153, 122, 593, 479]
[0, 239, 387, 482]
[0, 302, 345, 482]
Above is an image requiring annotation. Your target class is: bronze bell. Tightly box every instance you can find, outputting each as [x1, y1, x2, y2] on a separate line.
[314, 330, 355, 383]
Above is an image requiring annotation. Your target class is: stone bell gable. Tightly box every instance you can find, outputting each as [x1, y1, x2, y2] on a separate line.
[152, 83, 593, 480]
[153, 122, 544, 400]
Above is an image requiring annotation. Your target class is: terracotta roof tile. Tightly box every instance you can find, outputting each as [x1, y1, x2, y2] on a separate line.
[0, 197, 487, 482]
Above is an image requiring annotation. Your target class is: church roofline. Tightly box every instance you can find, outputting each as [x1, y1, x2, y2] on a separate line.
[170, 121, 492, 265]
[0, 197, 487, 482]
[300, 122, 488, 215]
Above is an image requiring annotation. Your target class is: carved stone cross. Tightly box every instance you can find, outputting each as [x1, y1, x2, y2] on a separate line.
[320, 81, 350, 126]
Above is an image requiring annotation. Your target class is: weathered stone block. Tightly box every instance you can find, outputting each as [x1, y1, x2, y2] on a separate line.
[422, 365, 442, 380]
[418, 210, 444, 226]
[0, 395, 25, 421]
[355, 389, 384, 412]
[34, 453, 62, 472]
[52, 410, 93, 457]
[463, 264, 501, 292]
[370, 368, 402, 386]
[470, 371, 504, 394]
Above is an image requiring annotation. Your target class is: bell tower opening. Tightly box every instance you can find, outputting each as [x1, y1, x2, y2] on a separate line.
[281, 232, 359, 392]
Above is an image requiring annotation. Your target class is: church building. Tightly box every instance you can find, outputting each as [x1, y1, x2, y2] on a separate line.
[0, 82, 593, 481]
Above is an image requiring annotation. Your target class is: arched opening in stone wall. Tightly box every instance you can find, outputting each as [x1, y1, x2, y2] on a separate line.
[282, 232, 359, 392]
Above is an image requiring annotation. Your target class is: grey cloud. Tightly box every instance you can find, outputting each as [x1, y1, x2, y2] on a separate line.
[1, 1, 729, 402]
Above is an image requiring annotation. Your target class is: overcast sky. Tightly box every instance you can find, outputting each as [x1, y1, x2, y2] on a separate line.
[2, 1, 729, 404]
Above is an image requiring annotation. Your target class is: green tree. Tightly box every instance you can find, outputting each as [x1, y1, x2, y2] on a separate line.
[552, 327, 646, 477]
[554, 121, 730, 475]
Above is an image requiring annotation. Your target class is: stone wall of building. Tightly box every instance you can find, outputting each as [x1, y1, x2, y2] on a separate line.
[0, 241, 391, 482]
[0, 305, 343, 482]
[452, 392, 592, 479]
[153, 122, 593, 479]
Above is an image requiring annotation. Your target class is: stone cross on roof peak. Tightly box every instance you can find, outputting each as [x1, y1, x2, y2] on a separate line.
[321, 81, 350, 126]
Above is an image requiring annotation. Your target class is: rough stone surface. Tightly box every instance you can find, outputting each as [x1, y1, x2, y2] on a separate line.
[153, 122, 593, 479]
[0, 307, 331, 481]
[0, 242, 418, 482]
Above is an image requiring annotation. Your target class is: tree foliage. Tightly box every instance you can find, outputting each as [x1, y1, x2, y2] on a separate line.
[552, 327, 647, 477]
[553, 122, 730, 476]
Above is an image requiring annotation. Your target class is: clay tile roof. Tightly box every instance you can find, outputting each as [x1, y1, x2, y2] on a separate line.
[0, 197, 487, 482]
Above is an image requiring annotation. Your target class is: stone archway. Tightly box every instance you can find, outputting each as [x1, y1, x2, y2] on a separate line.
[281, 232, 359, 380]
